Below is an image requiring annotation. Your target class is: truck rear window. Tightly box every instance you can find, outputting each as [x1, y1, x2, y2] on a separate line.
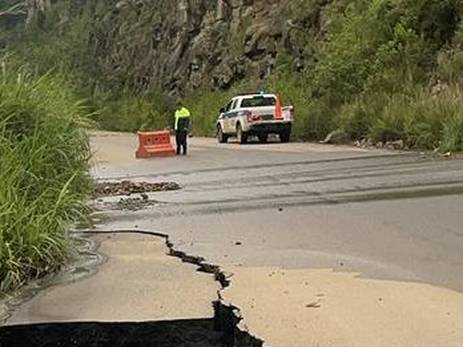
[241, 97, 276, 108]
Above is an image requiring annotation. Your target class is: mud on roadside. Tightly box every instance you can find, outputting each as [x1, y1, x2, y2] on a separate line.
[94, 180, 181, 197]
[93, 180, 180, 212]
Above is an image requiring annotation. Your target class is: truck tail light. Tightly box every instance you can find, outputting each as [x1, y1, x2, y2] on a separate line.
[245, 111, 261, 122]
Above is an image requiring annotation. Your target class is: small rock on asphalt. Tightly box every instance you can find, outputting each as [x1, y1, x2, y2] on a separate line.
[306, 302, 321, 308]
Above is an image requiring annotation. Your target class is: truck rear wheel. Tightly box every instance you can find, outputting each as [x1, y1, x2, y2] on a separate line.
[280, 130, 291, 143]
[237, 124, 248, 144]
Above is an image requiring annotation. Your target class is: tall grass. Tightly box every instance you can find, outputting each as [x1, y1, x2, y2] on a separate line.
[93, 91, 177, 133]
[338, 86, 463, 151]
[0, 64, 91, 292]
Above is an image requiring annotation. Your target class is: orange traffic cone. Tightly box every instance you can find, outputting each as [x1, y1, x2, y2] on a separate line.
[274, 95, 283, 120]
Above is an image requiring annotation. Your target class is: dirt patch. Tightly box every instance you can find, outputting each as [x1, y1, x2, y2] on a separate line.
[95, 181, 180, 197]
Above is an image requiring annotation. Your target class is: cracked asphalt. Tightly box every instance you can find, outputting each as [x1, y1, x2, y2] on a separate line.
[92, 132, 463, 290]
[90, 132, 463, 346]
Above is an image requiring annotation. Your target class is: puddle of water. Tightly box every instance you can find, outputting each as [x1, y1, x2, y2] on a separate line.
[0, 234, 105, 324]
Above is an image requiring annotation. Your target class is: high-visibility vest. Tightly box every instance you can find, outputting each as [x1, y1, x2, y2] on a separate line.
[174, 107, 191, 131]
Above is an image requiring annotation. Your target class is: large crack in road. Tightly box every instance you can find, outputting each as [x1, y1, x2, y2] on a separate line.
[0, 229, 264, 347]
[2, 175, 265, 346]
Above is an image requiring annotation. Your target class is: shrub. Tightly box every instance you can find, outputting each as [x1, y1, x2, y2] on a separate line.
[338, 92, 390, 140]
[435, 88, 463, 152]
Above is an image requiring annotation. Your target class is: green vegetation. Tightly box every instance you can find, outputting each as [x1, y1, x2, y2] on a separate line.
[94, 91, 176, 132]
[108, 0, 463, 152]
[304, 0, 463, 151]
[0, 62, 91, 292]
[188, 0, 463, 151]
[2, 0, 463, 151]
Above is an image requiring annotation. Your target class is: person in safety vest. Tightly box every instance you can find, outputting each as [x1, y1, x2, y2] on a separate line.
[174, 103, 191, 155]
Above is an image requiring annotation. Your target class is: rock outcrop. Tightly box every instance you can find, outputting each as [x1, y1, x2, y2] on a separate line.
[3, 0, 330, 94]
[90, 0, 329, 94]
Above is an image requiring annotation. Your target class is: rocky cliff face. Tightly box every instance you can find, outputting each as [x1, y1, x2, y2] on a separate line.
[90, 0, 329, 94]
[2, 0, 328, 95]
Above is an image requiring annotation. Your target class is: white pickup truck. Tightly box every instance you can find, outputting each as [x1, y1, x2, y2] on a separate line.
[216, 93, 294, 144]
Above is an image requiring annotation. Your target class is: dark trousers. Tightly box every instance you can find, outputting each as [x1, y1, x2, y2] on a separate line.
[175, 130, 188, 155]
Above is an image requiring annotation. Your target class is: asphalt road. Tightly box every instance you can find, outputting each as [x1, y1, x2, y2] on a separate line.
[3, 132, 462, 347]
[92, 133, 463, 291]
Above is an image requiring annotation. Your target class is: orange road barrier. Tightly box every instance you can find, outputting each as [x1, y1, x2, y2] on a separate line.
[136, 130, 176, 158]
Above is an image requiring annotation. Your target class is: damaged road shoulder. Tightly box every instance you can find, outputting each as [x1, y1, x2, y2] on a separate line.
[0, 229, 264, 347]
